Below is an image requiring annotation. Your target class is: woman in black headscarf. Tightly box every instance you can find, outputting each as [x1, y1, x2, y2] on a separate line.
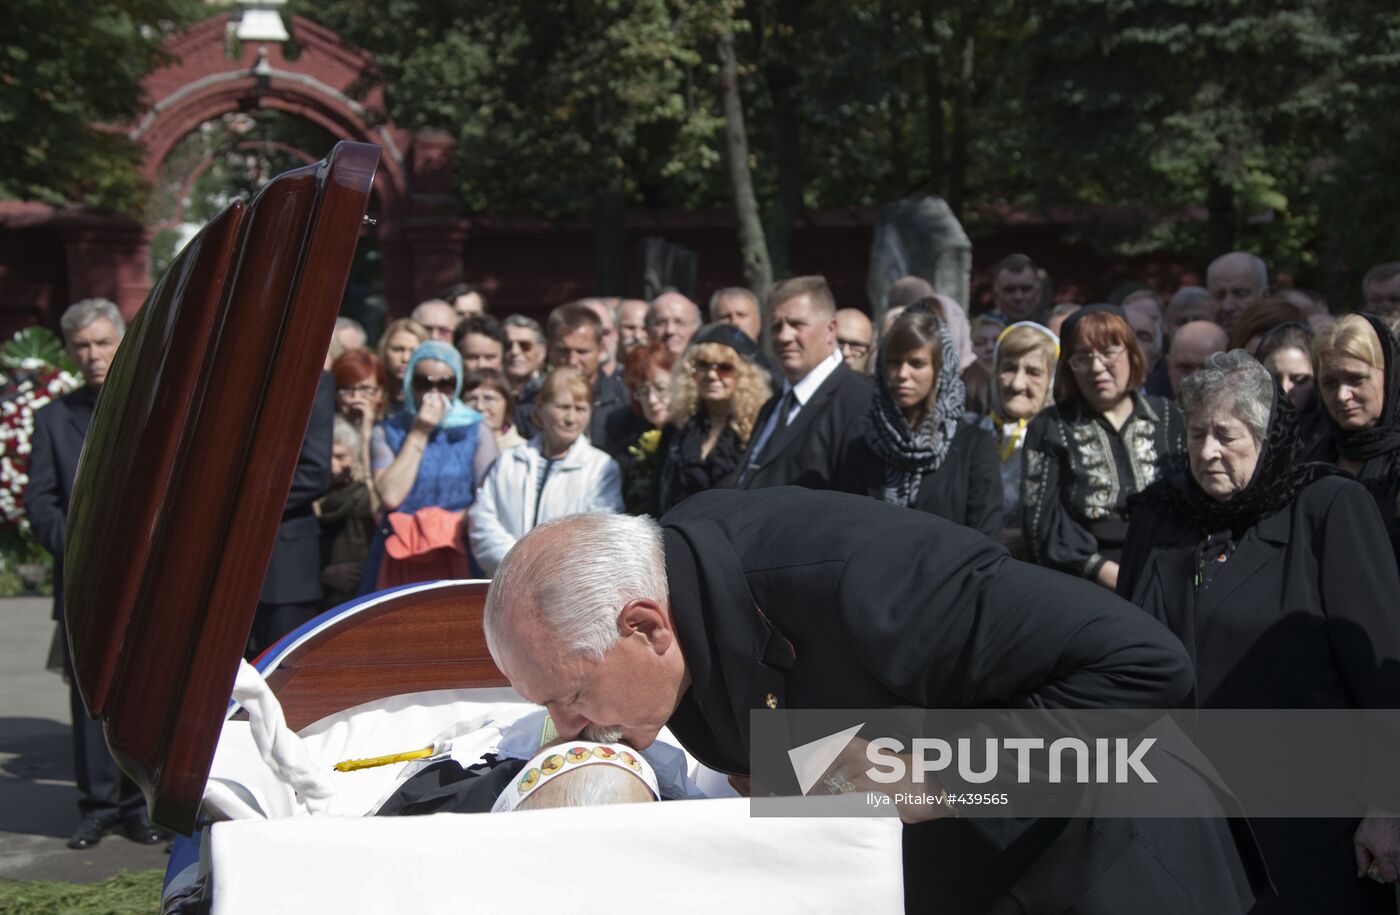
[835, 302, 1001, 535]
[1119, 350, 1400, 914]
[1306, 312, 1400, 566]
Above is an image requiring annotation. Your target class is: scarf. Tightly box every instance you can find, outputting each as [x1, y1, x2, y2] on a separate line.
[987, 321, 1059, 464]
[1137, 380, 1342, 533]
[865, 311, 965, 506]
[1334, 314, 1400, 507]
[932, 293, 978, 372]
[400, 340, 482, 430]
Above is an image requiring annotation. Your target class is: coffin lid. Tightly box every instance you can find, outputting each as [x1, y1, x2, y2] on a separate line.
[63, 142, 380, 834]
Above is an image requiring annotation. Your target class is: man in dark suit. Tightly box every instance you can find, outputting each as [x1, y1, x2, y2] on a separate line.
[28, 299, 166, 849]
[247, 371, 335, 658]
[737, 276, 871, 490]
[482, 489, 1264, 915]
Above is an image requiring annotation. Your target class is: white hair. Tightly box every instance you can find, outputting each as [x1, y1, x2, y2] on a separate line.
[60, 299, 125, 343]
[334, 316, 367, 349]
[1207, 252, 1268, 291]
[332, 414, 363, 460]
[410, 299, 451, 322]
[1177, 349, 1273, 443]
[516, 760, 657, 810]
[646, 291, 702, 329]
[707, 287, 758, 321]
[483, 513, 667, 662]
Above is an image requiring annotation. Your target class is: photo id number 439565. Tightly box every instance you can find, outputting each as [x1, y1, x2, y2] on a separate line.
[865, 792, 1010, 808]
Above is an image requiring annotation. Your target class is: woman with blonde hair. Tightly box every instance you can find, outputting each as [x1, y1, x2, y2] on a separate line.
[377, 318, 428, 412]
[836, 303, 1001, 535]
[978, 321, 1059, 555]
[655, 324, 771, 514]
[1307, 312, 1400, 562]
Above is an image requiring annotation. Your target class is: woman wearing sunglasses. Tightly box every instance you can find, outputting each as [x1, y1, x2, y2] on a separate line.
[835, 303, 1001, 536]
[369, 340, 498, 586]
[1021, 304, 1185, 591]
[654, 324, 772, 514]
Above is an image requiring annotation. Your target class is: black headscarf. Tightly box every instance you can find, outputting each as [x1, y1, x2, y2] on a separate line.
[1333, 313, 1400, 505]
[865, 300, 965, 506]
[1137, 376, 1342, 533]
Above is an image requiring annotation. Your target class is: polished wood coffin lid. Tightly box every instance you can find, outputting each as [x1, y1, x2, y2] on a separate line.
[63, 142, 380, 834]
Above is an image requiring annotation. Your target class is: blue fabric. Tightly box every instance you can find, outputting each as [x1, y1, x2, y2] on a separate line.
[401, 341, 481, 429]
[380, 414, 482, 514]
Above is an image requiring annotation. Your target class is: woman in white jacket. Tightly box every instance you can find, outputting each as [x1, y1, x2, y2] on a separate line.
[469, 367, 624, 574]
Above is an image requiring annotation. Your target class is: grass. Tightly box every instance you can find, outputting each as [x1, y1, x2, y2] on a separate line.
[0, 869, 163, 914]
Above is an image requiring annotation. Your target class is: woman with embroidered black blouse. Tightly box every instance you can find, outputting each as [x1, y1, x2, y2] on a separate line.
[1021, 304, 1185, 590]
[655, 324, 771, 514]
[835, 304, 1001, 536]
[1119, 350, 1400, 913]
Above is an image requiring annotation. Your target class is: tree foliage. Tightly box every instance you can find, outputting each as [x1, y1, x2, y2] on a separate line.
[10, 0, 1397, 304]
[300, 0, 736, 216]
[0, 0, 199, 214]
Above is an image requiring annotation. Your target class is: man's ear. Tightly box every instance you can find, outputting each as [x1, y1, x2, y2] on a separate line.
[619, 599, 673, 654]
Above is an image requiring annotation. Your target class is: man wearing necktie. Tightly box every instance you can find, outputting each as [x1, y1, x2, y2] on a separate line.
[28, 300, 167, 849]
[738, 276, 871, 490]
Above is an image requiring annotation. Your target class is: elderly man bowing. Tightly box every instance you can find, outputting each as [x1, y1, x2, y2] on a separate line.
[484, 488, 1263, 915]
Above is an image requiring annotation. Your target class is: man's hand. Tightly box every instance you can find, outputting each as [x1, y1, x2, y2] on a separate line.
[1355, 814, 1400, 883]
[822, 737, 955, 825]
[1095, 560, 1120, 592]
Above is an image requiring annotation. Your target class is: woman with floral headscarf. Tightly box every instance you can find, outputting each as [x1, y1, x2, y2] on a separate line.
[369, 340, 498, 586]
[977, 321, 1059, 555]
[835, 303, 1002, 536]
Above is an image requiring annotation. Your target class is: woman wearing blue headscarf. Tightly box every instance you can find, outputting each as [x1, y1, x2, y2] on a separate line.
[368, 340, 498, 587]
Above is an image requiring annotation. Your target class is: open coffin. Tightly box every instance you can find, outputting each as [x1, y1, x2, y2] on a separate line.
[62, 140, 399, 833]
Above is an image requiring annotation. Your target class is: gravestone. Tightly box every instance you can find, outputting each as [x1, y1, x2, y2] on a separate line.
[866, 196, 971, 321]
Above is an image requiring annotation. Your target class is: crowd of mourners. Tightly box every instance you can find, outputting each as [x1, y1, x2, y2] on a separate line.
[34, 252, 1400, 901]
[315, 256, 1400, 607]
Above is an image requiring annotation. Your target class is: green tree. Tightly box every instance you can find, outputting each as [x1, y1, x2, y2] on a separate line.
[1023, 0, 1367, 257]
[0, 0, 198, 214]
[299, 0, 734, 292]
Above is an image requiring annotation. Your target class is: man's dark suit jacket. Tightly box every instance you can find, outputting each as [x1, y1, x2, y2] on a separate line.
[258, 372, 334, 606]
[659, 487, 1262, 915]
[27, 386, 97, 620]
[736, 361, 871, 490]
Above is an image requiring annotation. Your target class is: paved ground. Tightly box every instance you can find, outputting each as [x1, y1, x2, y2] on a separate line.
[0, 596, 169, 882]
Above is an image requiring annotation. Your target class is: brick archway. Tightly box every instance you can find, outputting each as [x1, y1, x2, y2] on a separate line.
[112, 13, 466, 317]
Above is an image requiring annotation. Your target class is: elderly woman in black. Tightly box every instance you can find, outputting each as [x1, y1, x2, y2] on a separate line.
[1021, 304, 1185, 589]
[836, 304, 1001, 535]
[1307, 313, 1400, 566]
[1119, 350, 1400, 913]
